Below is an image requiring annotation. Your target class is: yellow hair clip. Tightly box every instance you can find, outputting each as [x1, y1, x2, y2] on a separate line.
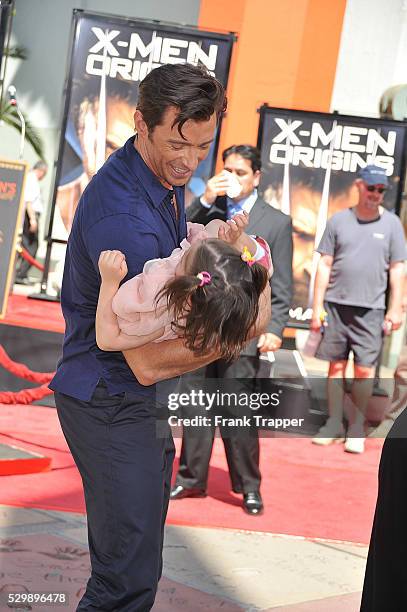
[241, 246, 256, 267]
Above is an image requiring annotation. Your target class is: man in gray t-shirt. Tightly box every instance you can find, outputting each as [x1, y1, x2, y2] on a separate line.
[311, 165, 405, 454]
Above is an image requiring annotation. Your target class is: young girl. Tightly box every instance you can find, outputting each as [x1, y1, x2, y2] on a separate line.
[96, 213, 272, 361]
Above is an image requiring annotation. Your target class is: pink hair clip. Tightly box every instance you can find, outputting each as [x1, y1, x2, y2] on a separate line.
[196, 271, 211, 287]
[241, 246, 256, 267]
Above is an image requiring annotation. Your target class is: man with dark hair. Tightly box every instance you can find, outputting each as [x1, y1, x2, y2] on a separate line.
[49, 64, 268, 611]
[170, 144, 293, 515]
[15, 160, 48, 285]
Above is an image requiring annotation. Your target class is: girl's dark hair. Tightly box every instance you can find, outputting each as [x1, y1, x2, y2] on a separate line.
[157, 239, 269, 361]
[137, 64, 227, 137]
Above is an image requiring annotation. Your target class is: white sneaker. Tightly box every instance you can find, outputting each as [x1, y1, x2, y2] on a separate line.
[344, 425, 365, 454]
[312, 418, 345, 446]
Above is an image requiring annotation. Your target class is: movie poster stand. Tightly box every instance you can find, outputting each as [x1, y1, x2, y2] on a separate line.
[0, 158, 27, 317]
[33, 9, 235, 301]
[257, 104, 407, 329]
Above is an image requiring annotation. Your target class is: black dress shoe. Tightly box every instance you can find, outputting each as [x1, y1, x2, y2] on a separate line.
[170, 485, 207, 500]
[243, 491, 264, 515]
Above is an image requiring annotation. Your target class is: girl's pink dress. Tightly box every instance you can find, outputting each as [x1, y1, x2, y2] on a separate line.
[112, 222, 272, 343]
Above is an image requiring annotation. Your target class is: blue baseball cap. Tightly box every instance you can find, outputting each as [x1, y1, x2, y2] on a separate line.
[358, 165, 389, 187]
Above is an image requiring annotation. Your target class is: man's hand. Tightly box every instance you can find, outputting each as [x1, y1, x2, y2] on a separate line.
[310, 305, 327, 331]
[310, 315, 321, 332]
[385, 308, 403, 331]
[98, 250, 128, 285]
[29, 217, 38, 233]
[257, 332, 282, 353]
[202, 171, 231, 205]
[310, 308, 323, 331]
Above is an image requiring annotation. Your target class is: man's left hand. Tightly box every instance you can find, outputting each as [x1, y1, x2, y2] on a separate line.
[29, 217, 38, 233]
[385, 308, 403, 331]
[257, 333, 282, 353]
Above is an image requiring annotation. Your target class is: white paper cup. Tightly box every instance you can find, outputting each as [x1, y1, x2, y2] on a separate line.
[223, 170, 243, 199]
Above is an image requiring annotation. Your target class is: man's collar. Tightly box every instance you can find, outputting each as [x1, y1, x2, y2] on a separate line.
[123, 136, 183, 208]
[226, 189, 258, 212]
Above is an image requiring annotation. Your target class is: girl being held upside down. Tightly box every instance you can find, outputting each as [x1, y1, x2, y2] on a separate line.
[96, 212, 273, 362]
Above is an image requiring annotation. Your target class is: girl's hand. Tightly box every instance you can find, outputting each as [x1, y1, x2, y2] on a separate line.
[98, 250, 128, 284]
[218, 211, 249, 245]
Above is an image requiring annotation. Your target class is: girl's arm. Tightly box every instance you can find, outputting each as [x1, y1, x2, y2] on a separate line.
[96, 250, 164, 351]
[252, 282, 272, 338]
[205, 216, 259, 254]
[206, 214, 271, 273]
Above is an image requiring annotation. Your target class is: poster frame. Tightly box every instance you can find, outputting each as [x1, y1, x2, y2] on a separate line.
[0, 158, 27, 318]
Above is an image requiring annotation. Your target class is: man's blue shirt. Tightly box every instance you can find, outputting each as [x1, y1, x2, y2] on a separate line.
[50, 136, 187, 401]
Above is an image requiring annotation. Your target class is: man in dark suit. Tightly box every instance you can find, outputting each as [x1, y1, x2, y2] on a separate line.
[170, 144, 293, 515]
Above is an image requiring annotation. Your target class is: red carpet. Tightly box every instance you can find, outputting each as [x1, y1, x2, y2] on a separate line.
[0, 404, 382, 544]
[0, 293, 64, 333]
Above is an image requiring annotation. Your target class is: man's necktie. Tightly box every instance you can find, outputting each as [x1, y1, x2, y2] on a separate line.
[227, 201, 245, 220]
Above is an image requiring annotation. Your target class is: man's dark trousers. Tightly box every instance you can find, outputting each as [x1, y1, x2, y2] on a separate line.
[55, 381, 175, 611]
[175, 358, 262, 494]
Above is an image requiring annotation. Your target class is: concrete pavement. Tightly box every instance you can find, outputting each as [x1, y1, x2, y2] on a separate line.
[0, 504, 367, 611]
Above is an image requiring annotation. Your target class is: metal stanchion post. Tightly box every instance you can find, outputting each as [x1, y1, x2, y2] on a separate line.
[28, 237, 67, 302]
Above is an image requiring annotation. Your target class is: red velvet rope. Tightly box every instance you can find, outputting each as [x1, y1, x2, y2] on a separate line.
[0, 384, 53, 404]
[0, 344, 55, 405]
[19, 246, 45, 271]
[0, 345, 54, 383]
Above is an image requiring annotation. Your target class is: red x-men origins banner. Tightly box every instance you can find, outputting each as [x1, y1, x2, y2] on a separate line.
[257, 106, 407, 328]
[48, 10, 234, 242]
